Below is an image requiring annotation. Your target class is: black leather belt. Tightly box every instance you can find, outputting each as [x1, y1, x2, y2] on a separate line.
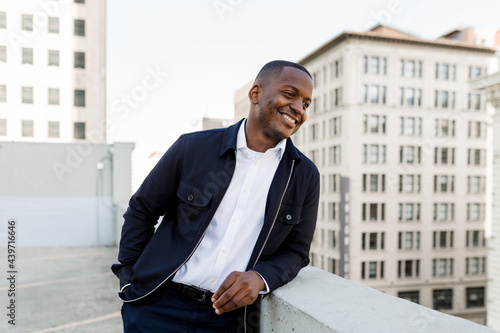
[170, 282, 214, 303]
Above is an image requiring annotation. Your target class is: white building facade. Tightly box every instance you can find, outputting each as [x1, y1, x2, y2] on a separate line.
[0, 0, 106, 143]
[471, 69, 500, 330]
[235, 25, 497, 325]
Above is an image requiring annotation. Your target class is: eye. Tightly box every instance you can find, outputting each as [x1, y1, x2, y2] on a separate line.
[283, 91, 294, 97]
[303, 102, 310, 109]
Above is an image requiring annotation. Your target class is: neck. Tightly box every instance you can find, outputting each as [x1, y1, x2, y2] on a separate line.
[244, 121, 280, 153]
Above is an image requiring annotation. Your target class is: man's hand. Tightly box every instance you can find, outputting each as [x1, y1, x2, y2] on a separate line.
[211, 271, 265, 315]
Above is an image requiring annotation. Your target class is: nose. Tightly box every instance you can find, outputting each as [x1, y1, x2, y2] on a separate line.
[291, 98, 305, 115]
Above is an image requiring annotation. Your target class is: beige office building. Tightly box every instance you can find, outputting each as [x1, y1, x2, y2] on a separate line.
[471, 68, 500, 330]
[0, 0, 106, 143]
[235, 25, 497, 324]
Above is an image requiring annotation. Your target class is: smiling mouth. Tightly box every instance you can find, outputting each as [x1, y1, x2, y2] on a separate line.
[280, 113, 297, 125]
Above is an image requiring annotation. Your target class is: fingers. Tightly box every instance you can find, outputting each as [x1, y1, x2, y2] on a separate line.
[212, 271, 265, 315]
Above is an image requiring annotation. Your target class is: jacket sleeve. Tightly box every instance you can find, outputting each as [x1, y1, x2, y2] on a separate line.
[111, 135, 186, 289]
[251, 165, 320, 292]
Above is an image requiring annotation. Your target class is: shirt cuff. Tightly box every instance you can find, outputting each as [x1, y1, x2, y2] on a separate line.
[253, 271, 270, 295]
[120, 283, 131, 292]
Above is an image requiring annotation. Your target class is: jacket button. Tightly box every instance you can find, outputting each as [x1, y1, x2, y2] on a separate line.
[187, 194, 194, 201]
[286, 214, 292, 221]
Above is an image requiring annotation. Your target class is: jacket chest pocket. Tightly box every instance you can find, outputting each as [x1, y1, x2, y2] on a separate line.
[276, 203, 302, 225]
[176, 179, 214, 226]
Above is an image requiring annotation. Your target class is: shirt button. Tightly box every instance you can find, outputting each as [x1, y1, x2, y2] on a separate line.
[222, 249, 228, 254]
[210, 278, 215, 283]
[286, 214, 292, 221]
[187, 194, 194, 201]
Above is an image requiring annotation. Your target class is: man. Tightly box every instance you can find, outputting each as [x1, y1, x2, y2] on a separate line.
[112, 60, 320, 332]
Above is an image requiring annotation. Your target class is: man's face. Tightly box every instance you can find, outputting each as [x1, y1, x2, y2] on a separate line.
[252, 67, 313, 142]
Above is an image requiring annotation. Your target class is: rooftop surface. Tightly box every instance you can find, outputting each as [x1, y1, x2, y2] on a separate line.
[0, 247, 122, 333]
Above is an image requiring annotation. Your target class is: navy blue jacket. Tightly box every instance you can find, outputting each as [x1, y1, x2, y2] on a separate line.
[111, 119, 320, 303]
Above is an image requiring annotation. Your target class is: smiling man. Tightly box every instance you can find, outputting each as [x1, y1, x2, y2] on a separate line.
[112, 60, 320, 332]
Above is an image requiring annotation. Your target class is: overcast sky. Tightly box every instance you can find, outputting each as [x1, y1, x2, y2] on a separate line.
[106, 0, 500, 188]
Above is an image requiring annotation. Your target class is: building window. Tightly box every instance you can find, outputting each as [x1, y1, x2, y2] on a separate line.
[48, 17, 59, 33]
[398, 231, 420, 250]
[22, 87, 33, 104]
[328, 174, 338, 193]
[22, 14, 33, 31]
[400, 59, 422, 78]
[432, 258, 454, 277]
[467, 203, 484, 221]
[432, 231, 454, 249]
[467, 149, 486, 166]
[0, 12, 6, 29]
[74, 89, 85, 107]
[362, 174, 385, 193]
[399, 145, 421, 164]
[361, 261, 384, 279]
[364, 56, 386, 75]
[397, 260, 420, 278]
[468, 121, 486, 139]
[48, 88, 60, 105]
[435, 63, 455, 80]
[399, 174, 421, 193]
[363, 114, 386, 134]
[74, 122, 86, 139]
[0, 119, 6, 136]
[398, 291, 419, 304]
[466, 230, 486, 248]
[434, 147, 455, 165]
[398, 203, 421, 222]
[468, 93, 482, 111]
[465, 257, 486, 276]
[74, 52, 85, 69]
[467, 176, 485, 194]
[434, 90, 455, 109]
[433, 289, 453, 310]
[466, 287, 485, 308]
[433, 203, 455, 222]
[362, 84, 386, 104]
[329, 116, 341, 137]
[0, 45, 6, 62]
[0, 85, 6, 102]
[469, 66, 485, 79]
[22, 120, 34, 137]
[48, 121, 60, 138]
[361, 232, 385, 251]
[400, 117, 422, 136]
[48, 50, 59, 67]
[328, 202, 336, 221]
[435, 119, 456, 137]
[328, 145, 341, 165]
[399, 87, 422, 107]
[433, 175, 455, 193]
[75, 0, 85, 3]
[74, 19, 85, 36]
[22, 48, 33, 64]
[362, 203, 385, 222]
[363, 144, 386, 164]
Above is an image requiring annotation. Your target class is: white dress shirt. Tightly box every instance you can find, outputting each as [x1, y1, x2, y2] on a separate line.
[173, 120, 286, 292]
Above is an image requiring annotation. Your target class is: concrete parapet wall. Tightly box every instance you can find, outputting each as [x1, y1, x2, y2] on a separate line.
[260, 266, 499, 333]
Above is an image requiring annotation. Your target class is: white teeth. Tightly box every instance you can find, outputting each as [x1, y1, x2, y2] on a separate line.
[282, 114, 295, 124]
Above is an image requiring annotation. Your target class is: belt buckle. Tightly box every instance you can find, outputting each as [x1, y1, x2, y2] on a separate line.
[190, 285, 209, 302]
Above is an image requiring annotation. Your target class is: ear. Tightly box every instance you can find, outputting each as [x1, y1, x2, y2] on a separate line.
[248, 84, 261, 104]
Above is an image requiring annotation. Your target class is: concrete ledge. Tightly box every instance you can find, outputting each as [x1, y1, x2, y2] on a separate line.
[260, 266, 499, 333]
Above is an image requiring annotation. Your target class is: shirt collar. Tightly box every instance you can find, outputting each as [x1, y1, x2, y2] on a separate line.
[236, 119, 286, 159]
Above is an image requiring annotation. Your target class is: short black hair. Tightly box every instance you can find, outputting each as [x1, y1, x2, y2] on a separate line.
[254, 60, 312, 84]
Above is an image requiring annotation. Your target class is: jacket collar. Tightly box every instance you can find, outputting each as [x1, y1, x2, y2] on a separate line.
[219, 118, 302, 163]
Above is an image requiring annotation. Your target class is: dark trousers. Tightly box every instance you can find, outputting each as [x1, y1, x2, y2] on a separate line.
[121, 287, 246, 333]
